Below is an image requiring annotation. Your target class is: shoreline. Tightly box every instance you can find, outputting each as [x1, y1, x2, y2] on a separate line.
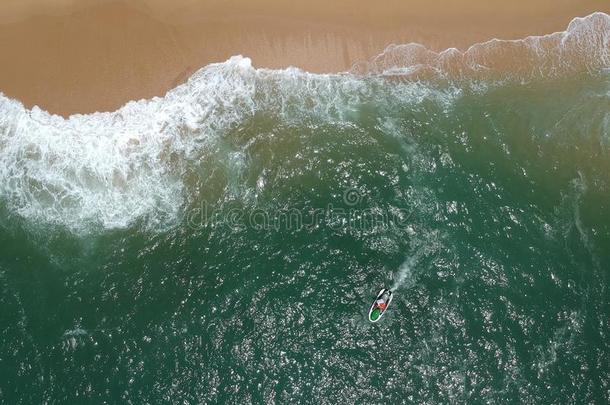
[0, 0, 608, 116]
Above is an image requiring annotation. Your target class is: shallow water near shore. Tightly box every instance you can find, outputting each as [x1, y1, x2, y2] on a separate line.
[1, 13, 609, 403]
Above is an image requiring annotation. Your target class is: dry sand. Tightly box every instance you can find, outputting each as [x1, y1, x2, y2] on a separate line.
[0, 0, 608, 116]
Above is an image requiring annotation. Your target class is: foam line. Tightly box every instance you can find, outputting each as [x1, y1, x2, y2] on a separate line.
[0, 13, 608, 233]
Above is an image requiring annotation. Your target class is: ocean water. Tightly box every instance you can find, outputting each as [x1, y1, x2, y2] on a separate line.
[0, 12, 609, 404]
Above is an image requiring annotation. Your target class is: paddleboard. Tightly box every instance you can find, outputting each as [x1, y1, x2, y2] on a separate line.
[368, 288, 393, 322]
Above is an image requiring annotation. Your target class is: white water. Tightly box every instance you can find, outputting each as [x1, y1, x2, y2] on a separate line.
[0, 13, 608, 233]
[0, 58, 451, 232]
[353, 12, 610, 80]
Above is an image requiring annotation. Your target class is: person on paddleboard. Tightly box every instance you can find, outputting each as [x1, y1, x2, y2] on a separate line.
[374, 298, 387, 310]
[369, 288, 393, 322]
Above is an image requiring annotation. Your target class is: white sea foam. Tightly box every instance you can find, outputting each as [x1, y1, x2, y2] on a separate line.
[0, 56, 262, 232]
[352, 12, 610, 80]
[0, 13, 608, 233]
[0, 58, 449, 232]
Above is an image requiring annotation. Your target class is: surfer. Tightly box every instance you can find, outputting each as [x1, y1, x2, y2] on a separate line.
[374, 298, 387, 311]
[369, 288, 393, 322]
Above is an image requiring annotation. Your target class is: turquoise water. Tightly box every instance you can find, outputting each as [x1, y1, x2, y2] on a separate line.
[1, 13, 609, 404]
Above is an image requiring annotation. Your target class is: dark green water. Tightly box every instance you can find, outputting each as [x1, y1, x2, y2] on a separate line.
[1, 14, 610, 403]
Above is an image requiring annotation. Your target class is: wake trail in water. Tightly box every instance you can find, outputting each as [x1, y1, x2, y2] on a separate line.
[391, 254, 420, 291]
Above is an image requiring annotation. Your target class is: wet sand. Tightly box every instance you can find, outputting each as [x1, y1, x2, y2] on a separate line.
[0, 0, 608, 116]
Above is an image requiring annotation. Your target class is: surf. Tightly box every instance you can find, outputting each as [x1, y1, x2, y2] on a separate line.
[0, 13, 607, 234]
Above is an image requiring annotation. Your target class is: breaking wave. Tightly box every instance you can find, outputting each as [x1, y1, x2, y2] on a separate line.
[0, 12, 608, 233]
[352, 12, 610, 80]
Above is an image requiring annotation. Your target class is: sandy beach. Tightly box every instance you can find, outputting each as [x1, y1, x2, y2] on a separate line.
[0, 0, 608, 116]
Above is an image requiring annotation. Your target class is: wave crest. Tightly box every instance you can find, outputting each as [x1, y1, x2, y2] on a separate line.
[0, 57, 260, 231]
[351, 12, 610, 80]
[0, 13, 608, 233]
